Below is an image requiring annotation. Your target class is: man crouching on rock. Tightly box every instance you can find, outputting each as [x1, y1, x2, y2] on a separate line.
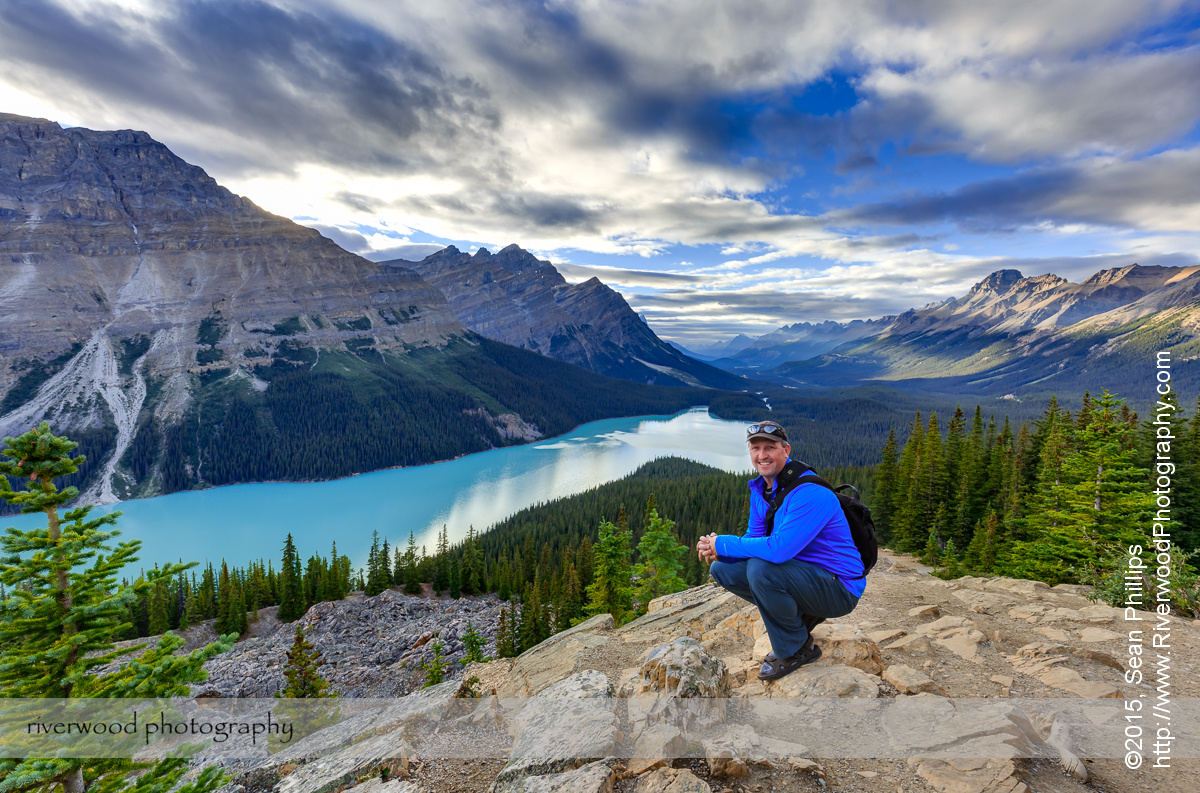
[696, 421, 864, 681]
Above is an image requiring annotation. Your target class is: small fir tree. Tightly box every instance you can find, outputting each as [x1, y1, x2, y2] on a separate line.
[278, 533, 305, 621]
[403, 532, 421, 595]
[419, 636, 450, 687]
[632, 501, 687, 613]
[495, 606, 515, 658]
[0, 422, 233, 793]
[461, 620, 490, 664]
[276, 625, 335, 698]
[273, 625, 337, 751]
[582, 518, 633, 625]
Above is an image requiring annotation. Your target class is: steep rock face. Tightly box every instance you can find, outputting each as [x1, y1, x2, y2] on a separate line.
[0, 112, 460, 397]
[399, 245, 743, 389]
[1, 116, 721, 505]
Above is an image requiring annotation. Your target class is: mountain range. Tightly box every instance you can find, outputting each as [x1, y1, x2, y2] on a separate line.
[4, 111, 1192, 508]
[392, 244, 743, 389]
[0, 114, 728, 505]
[707, 263, 1200, 399]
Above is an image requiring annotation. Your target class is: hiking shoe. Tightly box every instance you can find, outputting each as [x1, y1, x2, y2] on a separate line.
[757, 641, 821, 681]
[763, 634, 815, 664]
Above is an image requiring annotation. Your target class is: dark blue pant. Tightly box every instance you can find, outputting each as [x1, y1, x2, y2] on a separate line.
[710, 557, 859, 659]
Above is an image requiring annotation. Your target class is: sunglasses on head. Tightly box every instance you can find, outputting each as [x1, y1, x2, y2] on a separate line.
[746, 423, 784, 436]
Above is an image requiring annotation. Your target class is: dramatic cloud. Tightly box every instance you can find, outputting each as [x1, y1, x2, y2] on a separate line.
[841, 147, 1200, 233]
[3, 0, 1199, 344]
[554, 262, 704, 288]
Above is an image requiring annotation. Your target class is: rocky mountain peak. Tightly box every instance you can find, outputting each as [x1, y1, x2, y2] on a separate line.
[1, 115, 259, 253]
[0, 117, 464, 501]
[401, 244, 743, 389]
[969, 269, 1024, 295]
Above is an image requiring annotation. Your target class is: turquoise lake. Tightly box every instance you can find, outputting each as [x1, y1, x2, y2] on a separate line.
[3, 408, 752, 571]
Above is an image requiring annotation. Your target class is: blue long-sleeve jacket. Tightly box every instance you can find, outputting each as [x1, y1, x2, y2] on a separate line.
[714, 461, 866, 597]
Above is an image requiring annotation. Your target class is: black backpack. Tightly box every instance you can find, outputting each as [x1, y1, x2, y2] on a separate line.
[761, 461, 878, 580]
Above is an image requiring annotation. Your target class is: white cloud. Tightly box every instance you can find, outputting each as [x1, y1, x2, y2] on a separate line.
[4, 0, 1200, 345]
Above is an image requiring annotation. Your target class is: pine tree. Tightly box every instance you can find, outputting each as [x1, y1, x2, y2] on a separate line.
[633, 500, 687, 613]
[497, 559, 512, 601]
[576, 536, 594, 589]
[404, 532, 421, 595]
[233, 577, 248, 636]
[891, 411, 925, 551]
[562, 562, 583, 627]
[951, 406, 988, 546]
[434, 526, 449, 591]
[380, 537, 392, 588]
[462, 526, 483, 596]
[1008, 390, 1153, 584]
[392, 543, 405, 588]
[461, 620, 490, 664]
[922, 530, 941, 568]
[278, 533, 305, 621]
[276, 625, 335, 698]
[419, 636, 450, 687]
[449, 555, 462, 598]
[273, 625, 338, 751]
[518, 583, 538, 649]
[944, 406, 967, 520]
[938, 539, 964, 578]
[583, 518, 634, 625]
[177, 571, 192, 631]
[1177, 396, 1200, 553]
[495, 606, 515, 658]
[874, 427, 900, 544]
[365, 531, 388, 596]
[214, 561, 235, 636]
[964, 512, 1000, 574]
[0, 422, 232, 793]
[148, 577, 170, 636]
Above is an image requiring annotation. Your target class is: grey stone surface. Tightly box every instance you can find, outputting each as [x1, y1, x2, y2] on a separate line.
[192, 590, 505, 698]
[634, 767, 711, 792]
[496, 613, 614, 698]
[765, 663, 880, 699]
[491, 759, 616, 793]
[274, 731, 416, 793]
[629, 637, 730, 735]
[497, 671, 617, 784]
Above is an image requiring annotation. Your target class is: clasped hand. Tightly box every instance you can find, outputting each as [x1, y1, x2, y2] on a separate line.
[696, 532, 719, 563]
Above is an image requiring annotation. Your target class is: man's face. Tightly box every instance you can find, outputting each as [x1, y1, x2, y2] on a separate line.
[749, 438, 790, 480]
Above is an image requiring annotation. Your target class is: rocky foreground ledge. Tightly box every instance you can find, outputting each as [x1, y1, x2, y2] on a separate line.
[194, 551, 1197, 793]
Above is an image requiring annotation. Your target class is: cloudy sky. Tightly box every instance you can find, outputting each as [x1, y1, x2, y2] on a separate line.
[3, 0, 1200, 345]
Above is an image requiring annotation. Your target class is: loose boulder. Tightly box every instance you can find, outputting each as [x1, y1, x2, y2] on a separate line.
[810, 623, 883, 675]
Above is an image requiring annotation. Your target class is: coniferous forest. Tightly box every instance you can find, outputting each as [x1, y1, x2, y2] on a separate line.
[873, 389, 1199, 615]
[8, 388, 1196, 666]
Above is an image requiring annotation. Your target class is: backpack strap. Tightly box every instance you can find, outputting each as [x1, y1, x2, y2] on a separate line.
[762, 471, 874, 580]
[762, 462, 825, 537]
